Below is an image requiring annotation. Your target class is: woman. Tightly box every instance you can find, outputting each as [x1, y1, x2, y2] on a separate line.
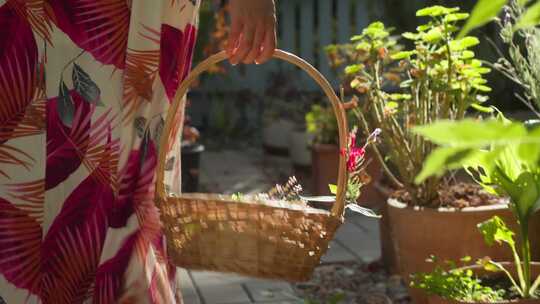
[0, 0, 276, 303]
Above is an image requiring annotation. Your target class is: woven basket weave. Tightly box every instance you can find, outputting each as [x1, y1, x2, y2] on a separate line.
[156, 50, 349, 282]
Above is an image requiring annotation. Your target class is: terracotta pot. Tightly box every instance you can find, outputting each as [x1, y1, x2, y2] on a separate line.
[387, 199, 540, 304]
[425, 262, 540, 304]
[310, 144, 383, 203]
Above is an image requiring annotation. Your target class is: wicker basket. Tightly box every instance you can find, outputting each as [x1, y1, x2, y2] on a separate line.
[156, 50, 349, 282]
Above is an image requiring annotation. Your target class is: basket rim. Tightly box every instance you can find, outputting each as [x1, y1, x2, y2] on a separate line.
[159, 192, 334, 215]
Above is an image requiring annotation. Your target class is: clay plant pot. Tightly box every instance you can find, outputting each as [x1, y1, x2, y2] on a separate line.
[310, 144, 383, 202]
[425, 262, 540, 304]
[387, 199, 540, 304]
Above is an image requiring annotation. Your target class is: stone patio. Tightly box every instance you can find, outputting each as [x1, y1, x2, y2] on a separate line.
[179, 148, 382, 304]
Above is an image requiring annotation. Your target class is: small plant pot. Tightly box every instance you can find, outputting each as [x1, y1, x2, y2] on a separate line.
[289, 130, 313, 168]
[310, 144, 383, 200]
[387, 198, 540, 304]
[424, 262, 540, 304]
[311, 144, 341, 197]
[262, 119, 294, 156]
[181, 143, 204, 193]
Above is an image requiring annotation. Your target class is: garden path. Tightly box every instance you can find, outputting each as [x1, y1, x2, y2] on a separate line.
[179, 149, 382, 304]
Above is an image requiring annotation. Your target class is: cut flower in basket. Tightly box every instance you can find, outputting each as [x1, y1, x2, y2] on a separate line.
[303, 127, 382, 218]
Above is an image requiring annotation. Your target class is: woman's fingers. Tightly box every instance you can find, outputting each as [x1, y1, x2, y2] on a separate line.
[226, 19, 243, 57]
[229, 25, 255, 65]
[243, 22, 265, 64]
[227, 0, 276, 65]
[256, 19, 276, 64]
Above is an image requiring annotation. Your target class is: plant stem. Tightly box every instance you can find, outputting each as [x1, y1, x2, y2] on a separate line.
[521, 222, 532, 297]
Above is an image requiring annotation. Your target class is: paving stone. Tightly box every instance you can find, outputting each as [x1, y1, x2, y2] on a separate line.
[178, 269, 200, 304]
[191, 271, 251, 304]
[243, 279, 296, 302]
[336, 217, 381, 263]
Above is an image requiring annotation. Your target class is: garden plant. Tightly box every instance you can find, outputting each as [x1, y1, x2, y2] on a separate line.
[412, 114, 540, 301]
[327, 6, 492, 206]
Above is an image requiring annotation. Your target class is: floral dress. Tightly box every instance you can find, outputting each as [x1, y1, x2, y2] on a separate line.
[0, 0, 199, 303]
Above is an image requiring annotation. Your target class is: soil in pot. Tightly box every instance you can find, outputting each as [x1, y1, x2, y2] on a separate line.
[425, 262, 540, 304]
[387, 183, 540, 304]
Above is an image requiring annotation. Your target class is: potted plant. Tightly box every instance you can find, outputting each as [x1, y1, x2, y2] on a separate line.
[328, 7, 539, 298]
[411, 115, 540, 303]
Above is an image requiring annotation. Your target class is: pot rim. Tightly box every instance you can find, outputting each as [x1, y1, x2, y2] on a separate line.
[387, 197, 510, 213]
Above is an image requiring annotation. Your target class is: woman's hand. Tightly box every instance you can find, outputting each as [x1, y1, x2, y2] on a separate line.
[226, 0, 277, 65]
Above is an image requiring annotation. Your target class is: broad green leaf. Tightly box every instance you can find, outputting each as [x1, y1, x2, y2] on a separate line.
[413, 119, 527, 148]
[515, 1, 540, 29]
[459, 0, 508, 38]
[477, 216, 515, 247]
[415, 147, 478, 183]
[499, 171, 540, 223]
[385, 101, 399, 110]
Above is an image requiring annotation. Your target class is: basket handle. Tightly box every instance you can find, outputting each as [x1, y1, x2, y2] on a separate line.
[156, 49, 349, 217]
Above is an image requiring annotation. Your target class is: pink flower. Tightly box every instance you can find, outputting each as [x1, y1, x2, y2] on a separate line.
[347, 147, 365, 172]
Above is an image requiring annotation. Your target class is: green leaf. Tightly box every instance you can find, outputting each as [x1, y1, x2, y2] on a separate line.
[515, 0, 540, 29]
[450, 36, 480, 50]
[386, 101, 399, 110]
[413, 119, 527, 148]
[478, 216, 515, 247]
[473, 84, 492, 92]
[423, 27, 443, 43]
[345, 64, 363, 75]
[416, 6, 459, 17]
[498, 171, 540, 224]
[328, 184, 338, 195]
[444, 13, 470, 22]
[461, 50, 475, 59]
[459, 0, 508, 38]
[57, 81, 74, 127]
[402, 32, 420, 40]
[415, 147, 478, 183]
[72, 63, 102, 105]
[471, 103, 494, 113]
[391, 51, 415, 60]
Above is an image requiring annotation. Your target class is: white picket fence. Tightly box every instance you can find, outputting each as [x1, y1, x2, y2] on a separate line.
[199, 0, 387, 92]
